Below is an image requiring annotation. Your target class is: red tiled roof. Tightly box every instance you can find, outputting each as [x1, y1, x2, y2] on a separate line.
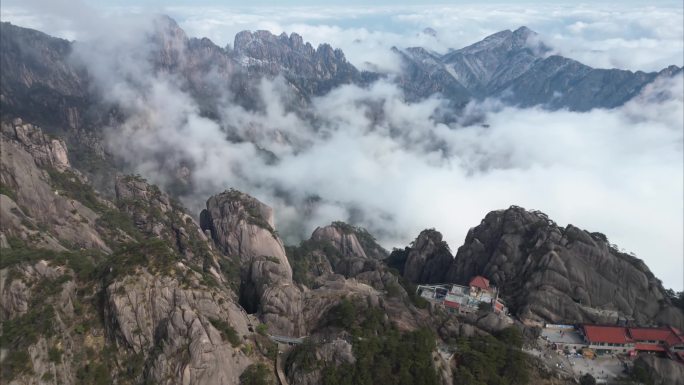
[583, 325, 633, 344]
[635, 343, 666, 352]
[666, 334, 684, 346]
[667, 326, 684, 345]
[443, 300, 460, 309]
[469, 276, 490, 290]
[628, 328, 674, 342]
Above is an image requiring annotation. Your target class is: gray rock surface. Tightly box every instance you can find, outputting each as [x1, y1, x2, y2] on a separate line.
[201, 189, 291, 274]
[444, 206, 684, 328]
[635, 355, 684, 385]
[285, 338, 355, 385]
[200, 189, 305, 335]
[0, 120, 109, 251]
[401, 229, 454, 284]
[105, 270, 253, 385]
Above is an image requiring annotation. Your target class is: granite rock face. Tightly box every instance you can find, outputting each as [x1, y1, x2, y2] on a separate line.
[0, 124, 270, 385]
[635, 355, 684, 385]
[285, 338, 355, 385]
[392, 229, 454, 284]
[443, 206, 684, 328]
[200, 189, 304, 335]
[0, 120, 109, 252]
[200, 190, 291, 272]
[104, 270, 253, 385]
[397, 26, 682, 111]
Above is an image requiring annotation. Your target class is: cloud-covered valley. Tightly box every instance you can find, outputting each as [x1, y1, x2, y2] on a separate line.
[1, 2, 682, 291]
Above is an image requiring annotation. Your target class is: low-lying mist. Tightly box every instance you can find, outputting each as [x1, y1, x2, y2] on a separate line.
[58, 14, 684, 291]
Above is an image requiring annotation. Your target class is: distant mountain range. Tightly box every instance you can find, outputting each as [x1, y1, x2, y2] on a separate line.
[1, 17, 681, 134]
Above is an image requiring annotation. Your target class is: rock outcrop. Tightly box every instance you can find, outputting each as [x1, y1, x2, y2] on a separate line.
[200, 190, 291, 273]
[285, 338, 355, 385]
[0, 121, 274, 385]
[104, 269, 253, 385]
[0, 119, 109, 251]
[444, 206, 684, 328]
[200, 189, 304, 335]
[635, 355, 684, 385]
[393, 229, 454, 284]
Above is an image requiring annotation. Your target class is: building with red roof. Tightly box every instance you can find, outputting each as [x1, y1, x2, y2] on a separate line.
[469, 276, 490, 290]
[581, 325, 635, 354]
[628, 326, 684, 358]
[580, 324, 684, 357]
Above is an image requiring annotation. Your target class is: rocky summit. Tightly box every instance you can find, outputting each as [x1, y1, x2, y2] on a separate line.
[0, 13, 682, 385]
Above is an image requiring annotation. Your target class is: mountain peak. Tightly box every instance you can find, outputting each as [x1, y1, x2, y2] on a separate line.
[513, 26, 536, 37]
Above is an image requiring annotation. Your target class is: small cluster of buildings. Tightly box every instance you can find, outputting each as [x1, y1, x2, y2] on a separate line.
[543, 323, 684, 363]
[416, 276, 507, 315]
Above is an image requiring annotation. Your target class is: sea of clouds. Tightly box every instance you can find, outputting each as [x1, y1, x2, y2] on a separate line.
[1, 0, 682, 290]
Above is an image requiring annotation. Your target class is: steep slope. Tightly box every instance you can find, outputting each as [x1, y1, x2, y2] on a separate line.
[444, 206, 684, 328]
[388, 229, 454, 284]
[0, 23, 89, 130]
[399, 26, 681, 111]
[0, 119, 271, 385]
[441, 26, 546, 96]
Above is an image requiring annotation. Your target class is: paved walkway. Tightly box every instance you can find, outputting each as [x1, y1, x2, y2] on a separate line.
[275, 344, 292, 385]
[270, 334, 305, 345]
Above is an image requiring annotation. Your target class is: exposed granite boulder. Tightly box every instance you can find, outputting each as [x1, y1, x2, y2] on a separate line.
[104, 268, 253, 385]
[445, 206, 684, 328]
[200, 189, 291, 275]
[200, 189, 305, 335]
[311, 221, 388, 261]
[311, 223, 369, 259]
[400, 229, 454, 284]
[0, 120, 109, 251]
[2, 119, 70, 170]
[635, 355, 684, 385]
[288, 223, 402, 296]
[115, 175, 227, 283]
[285, 338, 355, 385]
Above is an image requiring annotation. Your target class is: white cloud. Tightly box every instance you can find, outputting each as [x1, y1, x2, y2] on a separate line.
[2, 2, 682, 291]
[3, 3, 681, 71]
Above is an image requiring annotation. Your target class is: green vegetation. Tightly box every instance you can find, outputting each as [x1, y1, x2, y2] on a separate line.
[286, 239, 342, 287]
[630, 359, 654, 385]
[47, 168, 103, 212]
[580, 373, 597, 385]
[665, 289, 684, 311]
[76, 362, 110, 385]
[331, 221, 383, 257]
[209, 318, 241, 347]
[239, 363, 274, 385]
[0, 238, 103, 281]
[223, 189, 276, 236]
[218, 255, 241, 293]
[46, 168, 143, 245]
[0, 305, 56, 381]
[386, 248, 409, 275]
[0, 350, 32, 382]
[48, 346, 63, 362]
[0, 180, 18, 201]
[103, 239, 180, 282]
[305, 299, 439, 385]
[256, 323, 269, 336]
[451, 327, 529, 385]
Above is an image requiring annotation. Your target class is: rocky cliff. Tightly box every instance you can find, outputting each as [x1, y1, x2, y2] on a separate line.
[398, 26, 682, 111]
[0, 120, 273, 385]
[395, 206, 684, 329]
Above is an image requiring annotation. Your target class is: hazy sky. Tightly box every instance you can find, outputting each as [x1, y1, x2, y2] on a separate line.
[1, 1, 683, 291]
